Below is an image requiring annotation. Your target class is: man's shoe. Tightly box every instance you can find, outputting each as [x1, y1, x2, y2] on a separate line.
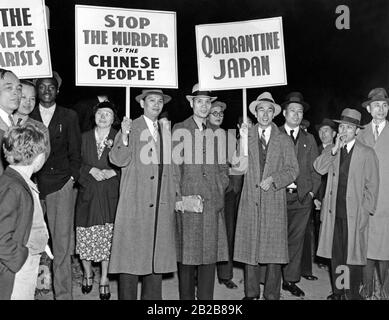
[218, 279, 238, 289]
[327, 292, 342, 300]
[282, 281, 305, 297]
[301, 274, 318, 281]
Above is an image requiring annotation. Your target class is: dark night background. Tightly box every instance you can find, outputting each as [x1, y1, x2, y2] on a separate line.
[45, 0, 389, 137]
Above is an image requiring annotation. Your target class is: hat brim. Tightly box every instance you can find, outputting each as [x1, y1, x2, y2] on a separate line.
[333, 119, 364, 129]
[281, 100, 310, 112]
[315, 123, 337, 132]
[186, 95, 217, 103]
[249, 100, 281, 117]
[362, 97, 389, 108]
[136, 92, 171, 104]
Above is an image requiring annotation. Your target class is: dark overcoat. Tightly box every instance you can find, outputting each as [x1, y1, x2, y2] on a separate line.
[173, 116, 229, 265]
[233, 123, 299, 264]
[108, 116, 179, 275]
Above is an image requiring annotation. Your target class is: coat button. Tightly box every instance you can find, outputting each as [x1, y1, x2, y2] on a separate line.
[256, 184, 259, 188]
[333, 173, 335, 176]
[149, 204, 154, 207]
[202, 173, 206, 177]
[329, 191, 332, 195]
[329, 209, 332, 213]
[150, 176, 154, 180]
[255, 203, 258, 207]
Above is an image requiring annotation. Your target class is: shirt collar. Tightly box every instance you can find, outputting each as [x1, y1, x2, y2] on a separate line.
[284, 123, 300, 138]
[372, 120, 386, 134]
[193, 116, 206, 131]
[344, 139, 356, 153]
[39, 103, 56, 113]
[258, 125, 272, 140]
[143, 115, 158, 134]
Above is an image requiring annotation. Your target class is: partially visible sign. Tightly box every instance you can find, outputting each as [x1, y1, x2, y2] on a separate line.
[0, 0, 52, 79]
[75, 5, 178, 88]
[196, 17, 287, 91]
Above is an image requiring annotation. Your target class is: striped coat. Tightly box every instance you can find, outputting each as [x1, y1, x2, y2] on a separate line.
[233, 123, 299, 264]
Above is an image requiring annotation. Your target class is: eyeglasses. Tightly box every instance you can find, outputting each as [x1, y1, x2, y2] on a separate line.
[210, 111, 224, 117]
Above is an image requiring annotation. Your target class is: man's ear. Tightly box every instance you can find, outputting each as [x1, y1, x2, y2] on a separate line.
[355, 127, 360, 135]
[140, 99, 145, 109]
[189, 99, 194, 109]
[282, 109, 286, 117]
[366, 105, 371, 114]
[332, 131, 336, 138]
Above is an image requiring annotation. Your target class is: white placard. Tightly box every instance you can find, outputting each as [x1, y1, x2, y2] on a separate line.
[196, 17, 287, 91]
[0, 0, 52, 79]
[75, 5, 178, 88]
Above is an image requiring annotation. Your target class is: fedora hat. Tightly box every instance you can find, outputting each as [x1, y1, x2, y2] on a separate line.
[333, 108, 363, 128]
[362, 87, 389, 108]
[33, 71, 62, 89]
[249, 92, 281, 116]
[135, 89, 171, 104]
[211, 101, 227, 111]
[281, 91, 310, 112]
[315, 118, 337, 132]
[186, 83, 217, 102]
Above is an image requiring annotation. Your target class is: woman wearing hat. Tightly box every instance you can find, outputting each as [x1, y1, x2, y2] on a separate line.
[314, 108, 379, 300]
[75, 101, 120, 300]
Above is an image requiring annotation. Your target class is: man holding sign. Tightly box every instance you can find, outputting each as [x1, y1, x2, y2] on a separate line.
[233, 92, 299, 300]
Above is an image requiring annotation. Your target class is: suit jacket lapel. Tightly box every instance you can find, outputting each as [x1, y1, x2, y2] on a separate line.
[248, 124, 260, 183]
[0, 116, 9, 132]
[263, 123, 280, 179]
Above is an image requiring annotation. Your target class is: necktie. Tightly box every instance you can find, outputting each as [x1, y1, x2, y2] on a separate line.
[260, 129, 267, 150]
[374, 124, 379, 141]
[202, 123, 207, 131]
[153, 122, 158, 141]
[16, 118, 22, 126]
[290, 129, 297, 145]
[8, 114, 15, 126]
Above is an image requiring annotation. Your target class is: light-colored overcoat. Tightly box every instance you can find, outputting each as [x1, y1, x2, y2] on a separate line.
[173, 116, 229, 265]
[314, 140, 379, 265]
[233, 123, 299, 264]
[108, 116, 179, 275]
[358, 121, 389, 260]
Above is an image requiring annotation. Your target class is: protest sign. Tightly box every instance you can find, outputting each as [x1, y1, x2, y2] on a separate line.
[196, 17, 287, 91]
[0, 0, 52, 79]
[75, 5, 178, 88]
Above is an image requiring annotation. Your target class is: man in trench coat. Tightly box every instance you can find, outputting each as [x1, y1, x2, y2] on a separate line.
[314, 108, 379, 300]
[233, 92, 299, 300]
[358, 88, 389, 299]
[108, 89, 179, 300]
[173, 83, 229, 300]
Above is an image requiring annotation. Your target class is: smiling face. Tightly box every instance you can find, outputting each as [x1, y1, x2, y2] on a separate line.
[283, 103, 304, 128]
[255, 102, 275, 129]
[0, 71, 22, 114]
[190, 96, 212, 119]
[37, 78, 58, 108]
[367, 100, 389, 122]
[208, 105, 224, 126]
[95, 107, 114, 129]
[18, 83, 36, 115]
[140, 94, 164, 121]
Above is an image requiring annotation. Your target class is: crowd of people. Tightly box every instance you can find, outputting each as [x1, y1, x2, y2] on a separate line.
[0, 66, 388, 300]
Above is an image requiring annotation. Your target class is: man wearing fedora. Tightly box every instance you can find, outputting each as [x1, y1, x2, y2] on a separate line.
[314, 108, 379, 300]
[233, 92, 299, 300]
[109, 89, 179, 300]
[173, 83, 229, 300]
[280, 92, 321, 297]
[358, 88, 389, 299]
[29, 71, 81, 299]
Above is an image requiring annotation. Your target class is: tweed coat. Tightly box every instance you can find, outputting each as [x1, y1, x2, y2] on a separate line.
[314, 140, 379, 265]
[233, 123, 299, 265]
[108, 116, 179, 275]
[0, 168, 34, 300]
[357, 121, 389, 260]
[173, 116, 229, 265]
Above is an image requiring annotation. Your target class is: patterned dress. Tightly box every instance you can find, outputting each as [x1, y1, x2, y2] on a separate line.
[75, 128, 119, 262]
